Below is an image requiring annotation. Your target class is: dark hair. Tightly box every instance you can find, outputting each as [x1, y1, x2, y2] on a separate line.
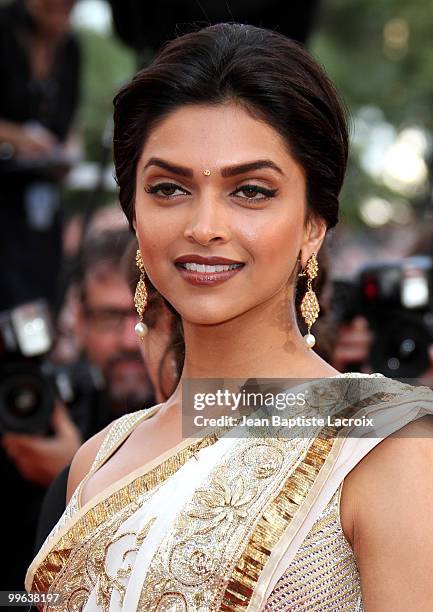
[77, 228, 133, 303]
[113, 22, 348, 231]
[113, 23, 349, 363]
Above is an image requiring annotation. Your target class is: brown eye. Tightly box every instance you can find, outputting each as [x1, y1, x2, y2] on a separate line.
[241, 186, 260, 198]
[231, 184, 278, 201]
[160, 185, 177, 196]
[145, 182, 189, 199]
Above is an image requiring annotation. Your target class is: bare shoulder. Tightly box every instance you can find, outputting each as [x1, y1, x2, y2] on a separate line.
[356, 415, 432, 502]
[348, 414, 433, 487]
[342, 416, 433, 529]
[342, 415, 433, 609]
[66, 423, 112, 504]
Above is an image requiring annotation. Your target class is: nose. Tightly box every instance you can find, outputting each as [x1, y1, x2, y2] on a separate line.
[184, 196, 230, 245]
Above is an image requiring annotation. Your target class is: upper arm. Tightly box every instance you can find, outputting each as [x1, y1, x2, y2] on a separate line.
[66, 423, 112, 504]
[351, 415, 433, 611]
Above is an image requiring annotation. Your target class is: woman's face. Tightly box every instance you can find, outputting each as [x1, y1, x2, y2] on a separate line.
[134, 103, 325, 326]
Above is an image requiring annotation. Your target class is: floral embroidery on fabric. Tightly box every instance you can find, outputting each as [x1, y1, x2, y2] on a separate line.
[188, 473, 258, 534]
[138, 438, 309, 608]
[27, 374, 433, 612]
[97, 516, 156, 607]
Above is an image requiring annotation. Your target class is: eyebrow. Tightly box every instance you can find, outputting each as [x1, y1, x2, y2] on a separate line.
[143, 157, 193, 178]
[221, 160, 284, 177]
[142, 158, 284, 178]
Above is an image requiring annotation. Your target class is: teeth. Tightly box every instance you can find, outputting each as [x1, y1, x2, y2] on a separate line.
[182, 262, 241, 272]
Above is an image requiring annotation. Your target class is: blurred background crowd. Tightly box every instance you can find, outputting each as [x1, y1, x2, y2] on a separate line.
[1, 0, 433, 592]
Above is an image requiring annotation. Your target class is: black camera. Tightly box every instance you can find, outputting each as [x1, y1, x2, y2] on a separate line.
[331, 256, 433, 378]
[0, 299, 77, 433]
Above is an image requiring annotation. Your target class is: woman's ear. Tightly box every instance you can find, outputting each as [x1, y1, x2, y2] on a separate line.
[131, 202, 137, 232]
[302, 214, 327, 257]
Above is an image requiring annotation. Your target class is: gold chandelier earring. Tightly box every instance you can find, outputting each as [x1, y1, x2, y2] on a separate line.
[298, 252, 320, 349]
[134, 249, 149, 339]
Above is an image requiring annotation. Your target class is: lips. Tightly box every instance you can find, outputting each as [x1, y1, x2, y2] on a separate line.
[176, 262, 242, 273]
[174, 254, 244, 265]
[173, 254, 246, 286]
[175, 260, 244, 286]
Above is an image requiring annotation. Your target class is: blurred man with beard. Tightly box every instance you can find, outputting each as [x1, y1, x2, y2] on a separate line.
[2, 228, 155, 589]
[73, 228, 155, 433]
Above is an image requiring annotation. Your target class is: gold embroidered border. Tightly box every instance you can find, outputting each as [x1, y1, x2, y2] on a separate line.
[32, 377, 407, 604]
[218, 426, 337, 610]
[218, 390, 399, 610]
[31, 431, 222, 594]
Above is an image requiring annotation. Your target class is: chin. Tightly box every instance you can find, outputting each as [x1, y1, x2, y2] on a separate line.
[170, 293, 253, 326]
[181, 310, 242, 326]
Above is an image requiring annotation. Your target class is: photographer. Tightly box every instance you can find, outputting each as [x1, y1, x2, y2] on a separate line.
[0, 0, 81, 312]
[1, 372, 82, 589]
[330, 225, 433, 384]
[32, 233, 169, 557]
[1, 226, 155, 589]
[72, 228, 155, 430]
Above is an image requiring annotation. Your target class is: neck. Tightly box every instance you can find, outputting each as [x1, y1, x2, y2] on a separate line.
[160, 291, 338, 422]
[168, 288, 338, 407]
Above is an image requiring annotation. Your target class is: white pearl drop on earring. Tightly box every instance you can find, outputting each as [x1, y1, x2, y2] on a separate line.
[135, 321, 149, 338]
[304, 333, 316, 348]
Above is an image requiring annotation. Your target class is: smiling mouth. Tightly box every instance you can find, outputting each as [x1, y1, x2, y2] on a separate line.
[174, 262, 245, 286]
[175, 262, 243, 272]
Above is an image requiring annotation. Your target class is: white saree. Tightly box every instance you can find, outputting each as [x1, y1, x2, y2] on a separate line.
[25, 373, 433, 611]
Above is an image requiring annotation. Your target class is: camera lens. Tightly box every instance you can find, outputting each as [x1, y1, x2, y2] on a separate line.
[5, 376, 42, 417]
[0, 363, 53, 433]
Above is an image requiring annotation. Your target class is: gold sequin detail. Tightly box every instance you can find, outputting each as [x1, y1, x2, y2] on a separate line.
[264, 483, 363, 611]
[300, 289, 320, 328]
[138, 435, 314, 610]
[34, 409, 152, 563]
[219, 429, 338, 610]
[29, 412, 223, 605]
[28, 374, 431, 611]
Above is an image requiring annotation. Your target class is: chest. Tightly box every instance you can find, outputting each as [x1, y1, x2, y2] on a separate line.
[44, 477, 363, 611]
[79, 417, 184, 508]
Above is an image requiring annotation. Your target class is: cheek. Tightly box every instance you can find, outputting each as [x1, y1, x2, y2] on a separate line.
[136, 210, 177, 276]
[241, 213, 301, 269]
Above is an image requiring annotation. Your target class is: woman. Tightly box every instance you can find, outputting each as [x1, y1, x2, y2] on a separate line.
[26, 24, 433, 610]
